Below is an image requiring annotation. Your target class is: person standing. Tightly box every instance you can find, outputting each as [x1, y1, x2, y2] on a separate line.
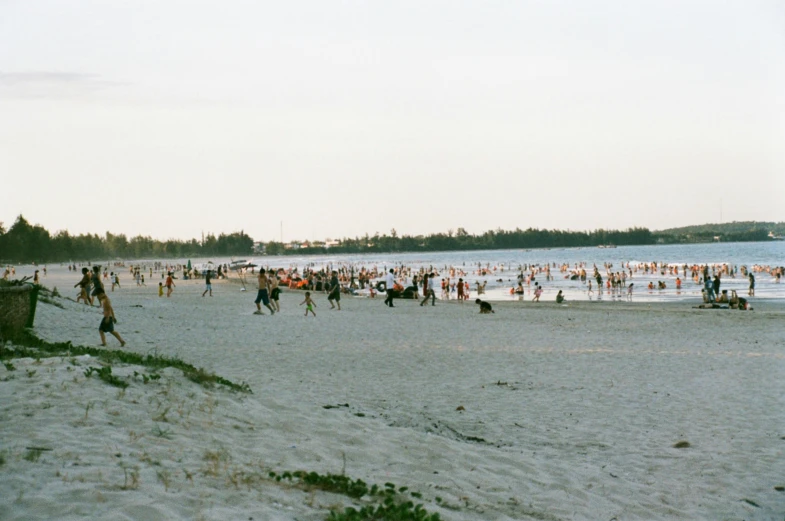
[202, 270, 213, 297]
[384, 268, 396, 307]
[165, 272, 176, 297]
[327, 270, 341, 310]
[269, 270, 281, 312]
[704, 276, 715, 302]
[748, 272, 755, 296]
[254, 268, 275, 315]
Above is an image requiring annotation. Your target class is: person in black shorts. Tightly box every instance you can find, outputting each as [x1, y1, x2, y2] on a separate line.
[97, 290, 125, 347]
[327, 270, 341, 310]
[254, 269, 275, 315]
[269, 269, 281, 312]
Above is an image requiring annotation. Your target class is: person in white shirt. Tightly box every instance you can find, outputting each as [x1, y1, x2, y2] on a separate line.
[420, 273, 438, 306]
[384, 268, 396, 307]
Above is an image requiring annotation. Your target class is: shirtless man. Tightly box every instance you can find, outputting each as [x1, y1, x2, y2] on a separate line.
[74, 267, 91, 305]
[254, 268, 276, 315]
[96, 291, 125, 347]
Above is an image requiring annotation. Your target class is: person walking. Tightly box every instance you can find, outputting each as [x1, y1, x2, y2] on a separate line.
[384, 269, 396, 307]
[202, 270, 213, 297]
[254, 268, 276, 315]
[420, 273, 437, 306]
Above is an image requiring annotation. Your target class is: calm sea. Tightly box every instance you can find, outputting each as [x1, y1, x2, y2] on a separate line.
[192, 241, 785, 303]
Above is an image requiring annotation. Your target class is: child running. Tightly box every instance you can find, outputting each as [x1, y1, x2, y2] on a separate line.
[300, 291, 316, 316]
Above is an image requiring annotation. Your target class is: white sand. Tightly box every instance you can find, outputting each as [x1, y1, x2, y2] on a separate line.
[1, 266, 783, 520]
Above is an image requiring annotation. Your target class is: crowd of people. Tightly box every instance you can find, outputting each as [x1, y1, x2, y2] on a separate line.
[3, 256, 779, 348]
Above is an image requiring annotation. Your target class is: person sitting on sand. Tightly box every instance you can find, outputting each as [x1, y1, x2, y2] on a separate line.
[555, 290, 565, 304]
[96, 290, 125, 347]
[717, 289, 729, 303]
[475, 298, 494, 314]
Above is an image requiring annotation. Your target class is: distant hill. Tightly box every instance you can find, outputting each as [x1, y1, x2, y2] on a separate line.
[657, 221, 785, 235]
[654, 221, 785, 243]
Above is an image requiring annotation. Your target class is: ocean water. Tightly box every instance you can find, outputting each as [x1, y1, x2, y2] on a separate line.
[82, 241, 783, 303]
[203, 241, 785, 303]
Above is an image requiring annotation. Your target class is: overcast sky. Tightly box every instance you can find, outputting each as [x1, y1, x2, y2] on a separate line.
[1, 1, 784, 243]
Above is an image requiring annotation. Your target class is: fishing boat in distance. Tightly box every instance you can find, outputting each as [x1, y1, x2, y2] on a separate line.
[768, 232, 784, 241]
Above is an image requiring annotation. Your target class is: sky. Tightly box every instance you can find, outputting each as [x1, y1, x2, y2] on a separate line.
[1, 1, 784, 243]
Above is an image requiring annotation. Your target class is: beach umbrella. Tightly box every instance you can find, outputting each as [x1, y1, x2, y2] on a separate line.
[187, 259, 192, 271]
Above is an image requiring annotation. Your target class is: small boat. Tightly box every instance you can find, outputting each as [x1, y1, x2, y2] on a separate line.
[768, 232, 784, 241]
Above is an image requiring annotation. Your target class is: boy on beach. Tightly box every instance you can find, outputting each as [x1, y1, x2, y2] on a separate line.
[75, 267, 91, 305]
[300, 291, 316, 316]
[254, 268, 275, 315]
[165, 272, 175, 297]
[202, 270, 213, 297]
[96, 291, 125, 347]
[270, 270, 281, 312]
[475, 298, 494, 314]
[158, 282, 164, 297]
[90, 266, 104, 306]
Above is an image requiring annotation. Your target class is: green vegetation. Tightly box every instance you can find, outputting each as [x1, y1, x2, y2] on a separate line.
[267, 471, 442, 521]
[265, 226, 656, 255]
[656, 221, 785, 244]
[0, 330, 252, 393]
[83, 366, 128, 388]
[3, 214, 782, 264]
[0, 214, 253, 263]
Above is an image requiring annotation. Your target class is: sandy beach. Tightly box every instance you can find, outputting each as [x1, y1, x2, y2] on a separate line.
[1, 266, 783, 520]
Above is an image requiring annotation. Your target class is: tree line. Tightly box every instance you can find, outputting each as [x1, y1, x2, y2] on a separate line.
[0, 215, 253, 263]
[263, 226, 656, 255]
[1, 214, 781, 264]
